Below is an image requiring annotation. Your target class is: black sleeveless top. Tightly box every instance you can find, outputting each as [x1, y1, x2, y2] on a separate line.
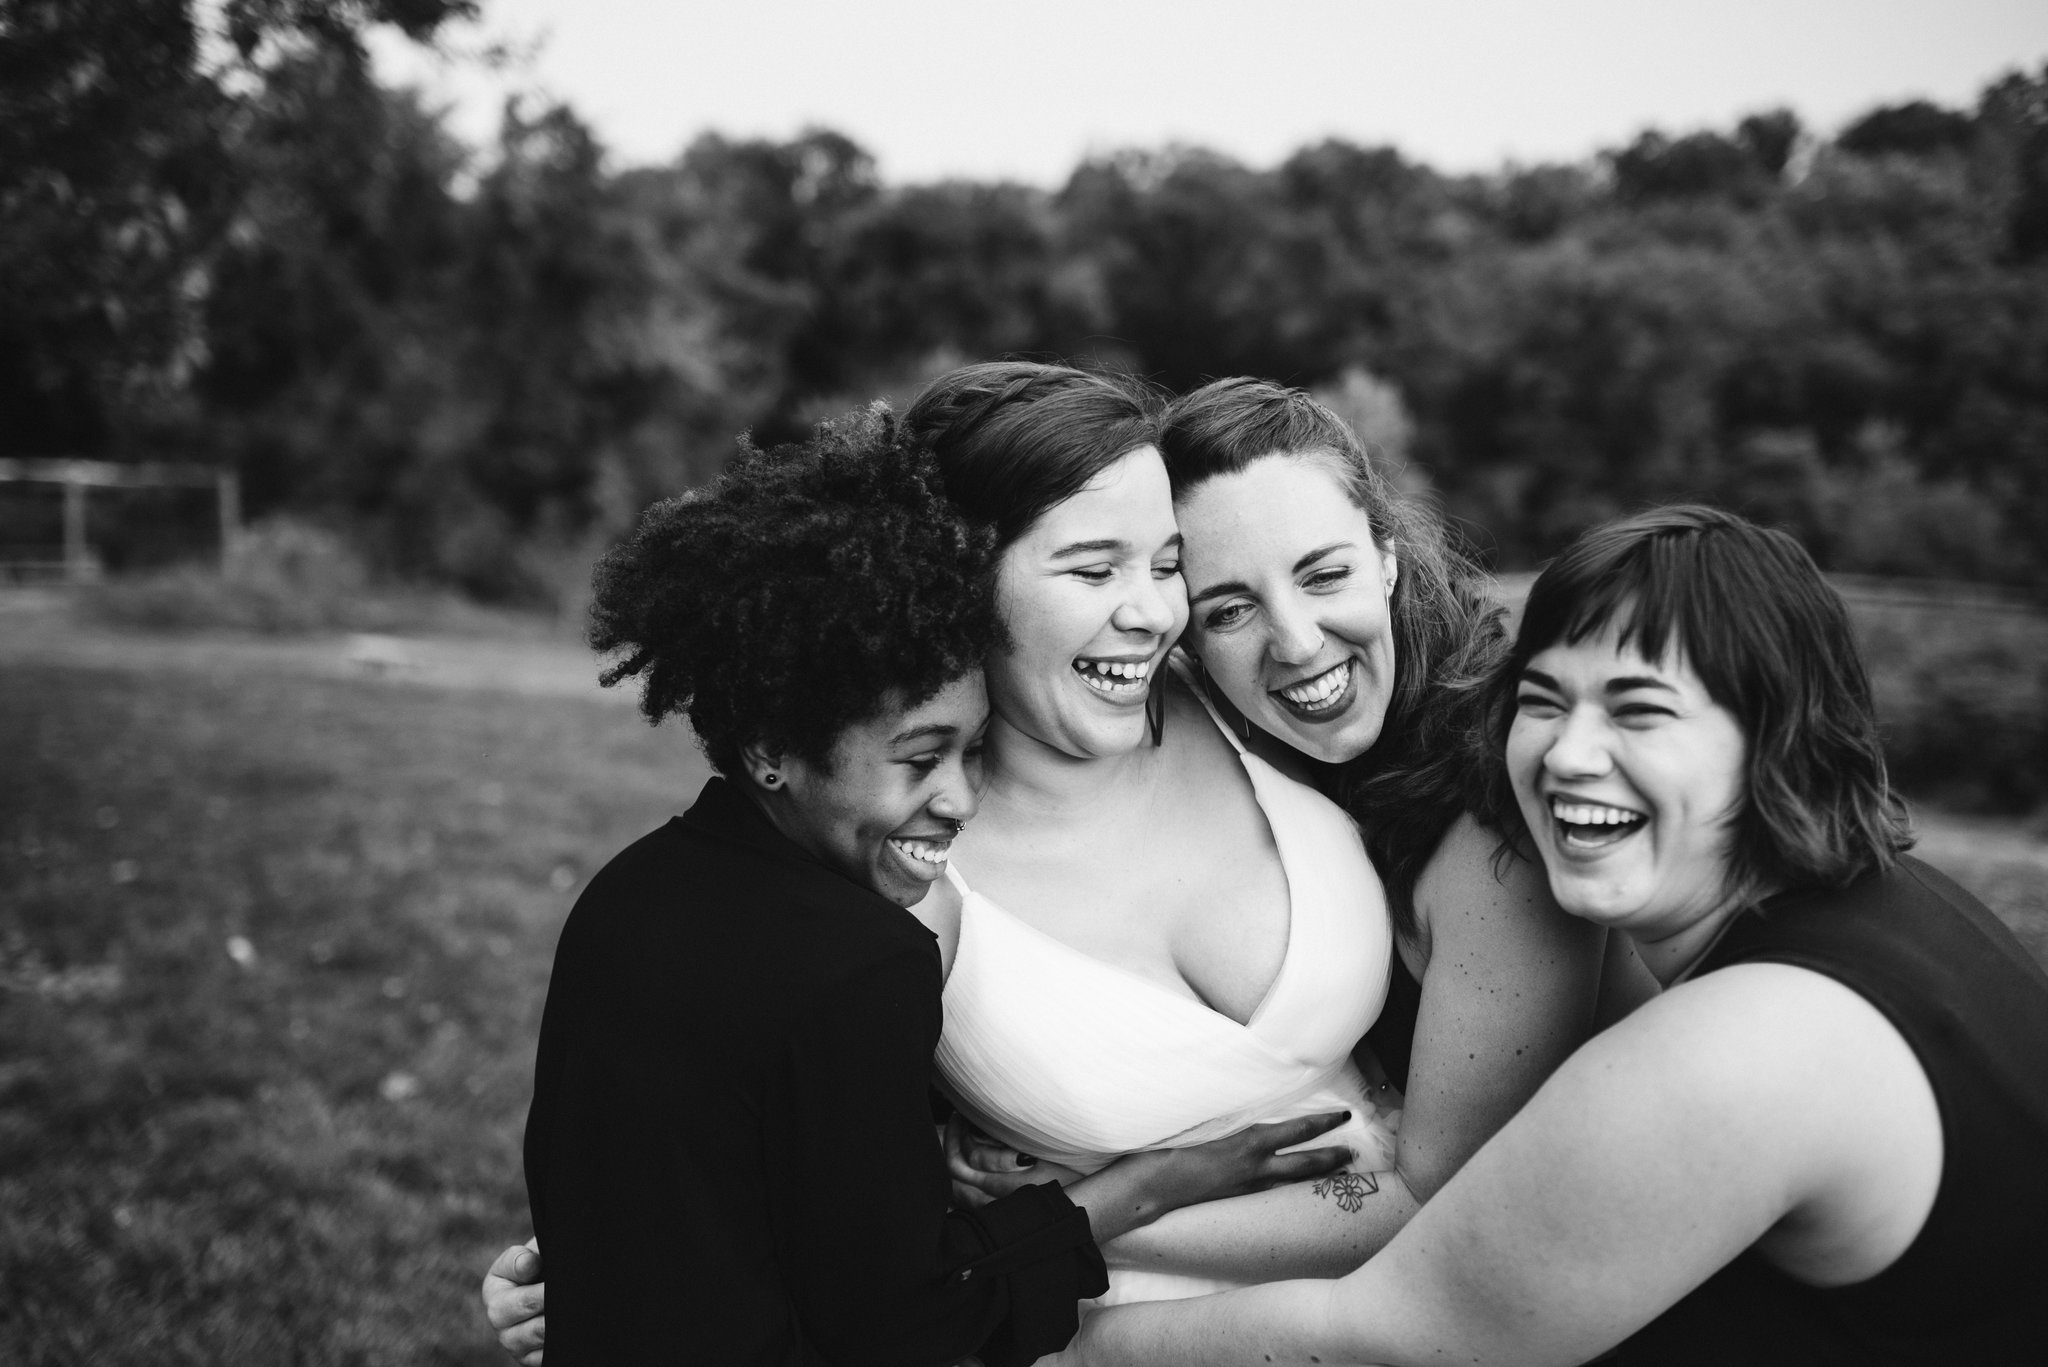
[1617, 856, 2048, 1365]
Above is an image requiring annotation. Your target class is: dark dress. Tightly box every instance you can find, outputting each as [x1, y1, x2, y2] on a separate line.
[524, 778, 1108, 1367]
[1616, 855, 2048, 1365]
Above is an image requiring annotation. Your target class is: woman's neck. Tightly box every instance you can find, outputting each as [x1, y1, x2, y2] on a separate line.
[1630, 882, 1780, 987]
[978, 710, 1156, 826]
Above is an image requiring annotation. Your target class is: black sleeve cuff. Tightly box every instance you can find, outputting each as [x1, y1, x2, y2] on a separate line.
[943, 1182, 1110, 1367]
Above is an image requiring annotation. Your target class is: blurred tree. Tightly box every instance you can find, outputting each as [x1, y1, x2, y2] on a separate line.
[13, 18, 2048, 597]
[1058, 146, 1291, 386]
[0, 0, 228, 453]
[1838, 99, 1976, 158]
[0, 0, 473, 459]
[1608, 113, 1797, 207]
[1977, 66, 2048, 260]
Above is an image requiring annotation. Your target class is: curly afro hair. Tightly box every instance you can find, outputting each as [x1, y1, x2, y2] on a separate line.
[589, 404, 1004, 778]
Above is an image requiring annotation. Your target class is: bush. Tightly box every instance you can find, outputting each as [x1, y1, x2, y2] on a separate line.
[73, 517, 507, 635]
[1845, 580, 2048, 814]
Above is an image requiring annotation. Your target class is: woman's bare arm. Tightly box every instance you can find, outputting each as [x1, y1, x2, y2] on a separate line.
[1394, 814, 1604, 1197]
[1065, 963, 1944, 1367]
[1097, 1160, 1423, 1280]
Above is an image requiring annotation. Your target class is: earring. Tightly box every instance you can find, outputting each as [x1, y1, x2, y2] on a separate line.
[762, 773, 780, 787]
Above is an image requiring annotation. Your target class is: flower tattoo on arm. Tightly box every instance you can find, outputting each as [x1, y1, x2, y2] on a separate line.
[1311, 1170, 1379, 1213]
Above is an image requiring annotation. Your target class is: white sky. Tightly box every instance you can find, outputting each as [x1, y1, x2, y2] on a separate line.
[369, 0, 2048, 184]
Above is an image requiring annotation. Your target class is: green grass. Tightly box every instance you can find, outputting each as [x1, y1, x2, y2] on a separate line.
[0, 656, 703, 1365]
[1, 627, 2043, 1364]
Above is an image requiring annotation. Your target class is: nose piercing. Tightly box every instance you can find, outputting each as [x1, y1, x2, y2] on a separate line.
[950, 819, 966, 834]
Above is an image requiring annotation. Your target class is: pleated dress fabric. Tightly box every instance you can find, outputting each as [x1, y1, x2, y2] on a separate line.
[934, 669, 1399, 1305]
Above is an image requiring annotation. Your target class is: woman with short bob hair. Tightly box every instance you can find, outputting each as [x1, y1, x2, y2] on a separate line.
[1066, 504, 2048, 1366]
[1474, 502, 1912, 911]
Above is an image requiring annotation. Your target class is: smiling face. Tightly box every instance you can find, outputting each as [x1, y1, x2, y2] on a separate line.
[1176, 454, 1399, 763]
[1506, 624, 1749, 947]
[767, 671, 989, 906]
[985, 445, 1188, 760]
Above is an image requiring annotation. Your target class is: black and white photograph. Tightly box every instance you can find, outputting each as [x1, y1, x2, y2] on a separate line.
[5, 1, 2048, 1363]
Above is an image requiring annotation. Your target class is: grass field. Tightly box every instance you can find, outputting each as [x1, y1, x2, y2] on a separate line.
[2, 605, 2044, 1364]
[1, 620, 705, 1364]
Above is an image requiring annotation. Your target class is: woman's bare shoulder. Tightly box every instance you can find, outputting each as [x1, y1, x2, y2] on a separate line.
[1409, 812, 1600, 977]
[1414, 814, 1546, 912]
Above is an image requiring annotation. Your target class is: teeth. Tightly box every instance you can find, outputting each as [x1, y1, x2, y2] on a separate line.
[889, 838, 952, 866]
[1549, 800, 1643, 827]
[1074, 658, 1151, 693]
[1278, 661, 1350, 710]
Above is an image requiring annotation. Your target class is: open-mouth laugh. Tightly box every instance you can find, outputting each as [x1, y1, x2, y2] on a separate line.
[1073, 656, 1153, 699]
[1549, 797, 1647, 850]
[1271, 658, 1356, 720]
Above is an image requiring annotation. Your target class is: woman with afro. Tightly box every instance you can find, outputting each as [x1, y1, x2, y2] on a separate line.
[516, 405, 1354, 1367]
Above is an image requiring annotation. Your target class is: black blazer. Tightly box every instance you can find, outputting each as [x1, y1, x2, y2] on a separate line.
[525, 777, 1106, 1366]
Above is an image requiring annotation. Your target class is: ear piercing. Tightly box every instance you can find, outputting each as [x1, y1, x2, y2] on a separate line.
[762, 773, 781, 786]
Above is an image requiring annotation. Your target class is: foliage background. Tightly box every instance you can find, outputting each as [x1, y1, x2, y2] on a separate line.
[9, 2, 2048, 595]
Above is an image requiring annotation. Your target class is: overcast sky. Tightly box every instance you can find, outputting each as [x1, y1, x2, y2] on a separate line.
[369, 0, 2048, 183]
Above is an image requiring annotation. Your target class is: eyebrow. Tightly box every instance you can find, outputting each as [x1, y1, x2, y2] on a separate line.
[1188, 541, 1353, 607]
[1049, 533, 1184, 559]
[888, 723, 958, 745]
[1049, 538, 1125, 558]
[1519, 667, 1679, 696]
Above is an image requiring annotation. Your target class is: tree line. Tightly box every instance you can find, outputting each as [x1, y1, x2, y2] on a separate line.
[7, 1, 2048, 597]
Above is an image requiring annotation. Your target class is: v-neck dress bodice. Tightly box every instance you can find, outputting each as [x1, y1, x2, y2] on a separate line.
[934, 665, 1399, 1304]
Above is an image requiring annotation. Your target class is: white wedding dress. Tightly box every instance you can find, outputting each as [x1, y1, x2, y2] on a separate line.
[935, 666, 1400, 1306]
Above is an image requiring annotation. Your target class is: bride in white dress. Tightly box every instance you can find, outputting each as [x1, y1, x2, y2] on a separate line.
[908, 365, 1406, 1304]
[938, 659, 1400, 1306]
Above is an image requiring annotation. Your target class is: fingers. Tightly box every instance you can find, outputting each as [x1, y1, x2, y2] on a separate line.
[963, 1131, 1037, 1174]
[1241, 1109, 1352, 1151]
[942, 1115, 984, 1184]
[484, 1275, 546, 1331]
[485, 1241, 542, 1286]
[946, 1114, 1037, 1175]
[1263, 1144, 1354, 1183]
[499, 1312, 545, 1362]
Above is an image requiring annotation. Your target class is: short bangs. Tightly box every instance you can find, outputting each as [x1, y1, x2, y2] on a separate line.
[1515, 505, 1821, 709]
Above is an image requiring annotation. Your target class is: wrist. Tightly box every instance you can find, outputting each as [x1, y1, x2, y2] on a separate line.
[1071, 1153, 1174, 1242]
